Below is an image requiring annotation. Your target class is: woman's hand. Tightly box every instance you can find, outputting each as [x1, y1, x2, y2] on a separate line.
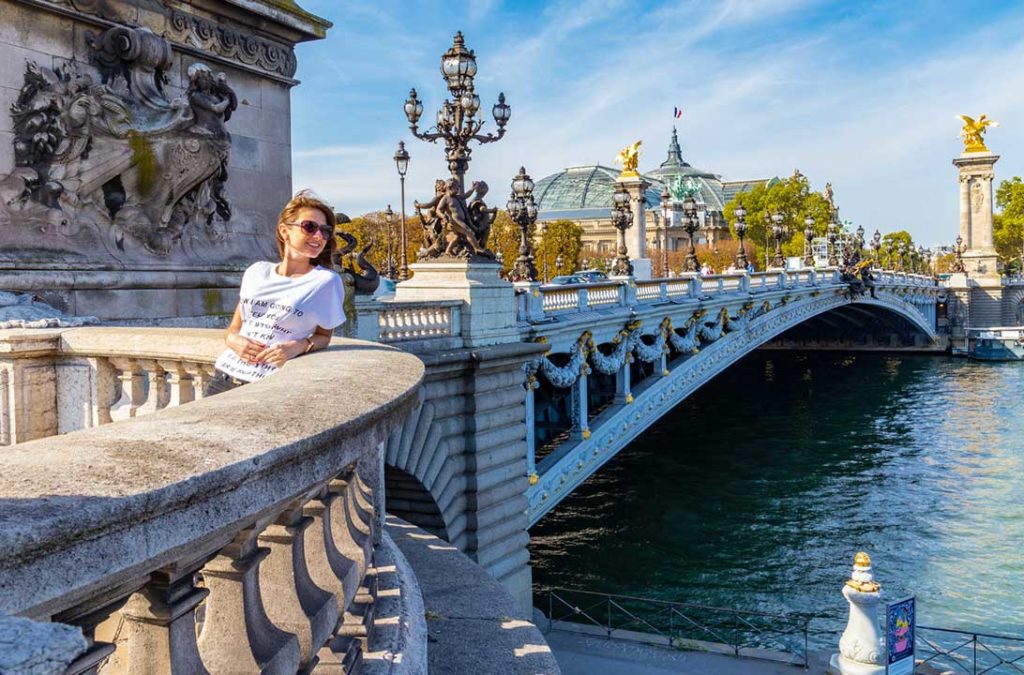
[227, 333, 267, 364]
[253, 340, 305, 368]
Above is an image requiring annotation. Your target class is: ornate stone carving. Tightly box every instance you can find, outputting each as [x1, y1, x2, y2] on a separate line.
[0, 26, 236, 256]
[168, 10, 298, 78]
[414, 178, 496, 260]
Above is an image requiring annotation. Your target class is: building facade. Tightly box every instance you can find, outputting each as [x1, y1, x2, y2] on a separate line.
[533, 128, 775, 256]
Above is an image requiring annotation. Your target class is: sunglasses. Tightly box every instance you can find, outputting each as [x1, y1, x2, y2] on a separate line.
[286, 220, 333, 237]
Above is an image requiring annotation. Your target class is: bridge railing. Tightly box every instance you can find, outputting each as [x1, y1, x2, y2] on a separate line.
[355, 298, 464, 350]
[0, 326, 424, 673]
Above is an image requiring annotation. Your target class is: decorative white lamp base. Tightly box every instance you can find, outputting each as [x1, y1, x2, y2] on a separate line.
[828, 553, 886, 675]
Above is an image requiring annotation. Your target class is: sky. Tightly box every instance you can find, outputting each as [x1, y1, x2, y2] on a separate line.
[289, 0, 1024, 246]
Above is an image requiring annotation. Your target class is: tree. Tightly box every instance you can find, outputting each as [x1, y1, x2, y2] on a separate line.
[536, 219, 583, 280]
[723, 173, 833, 269]
[881, 230, 914, 268]
[342, 210, 424, 275]
[488, 210, 531, 276]
[995, 177, 1024, 271]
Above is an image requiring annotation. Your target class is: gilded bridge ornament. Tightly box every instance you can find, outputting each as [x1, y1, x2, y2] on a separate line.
[0, 25, 236, 256]
[614, 141, 642, 177]
[958, 114, 998, 153]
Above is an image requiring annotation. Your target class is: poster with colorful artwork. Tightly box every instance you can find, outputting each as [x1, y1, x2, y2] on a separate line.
[886, 596, 915, 675]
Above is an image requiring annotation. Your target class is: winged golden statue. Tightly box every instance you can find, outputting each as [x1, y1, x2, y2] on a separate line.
[958, 114, 999, 153]
[614, 140, 642, 177]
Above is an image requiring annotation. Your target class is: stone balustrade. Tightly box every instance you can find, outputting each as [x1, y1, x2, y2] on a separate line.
[354, 299, 464, 352]
[0, 328, 424, 674]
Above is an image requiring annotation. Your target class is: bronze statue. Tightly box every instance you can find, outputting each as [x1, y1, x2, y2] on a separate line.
[333, 230, 380, 295]
[414, 178, 495, 260]
[614, 141, 642, 177]
[958, 114, 998, 153]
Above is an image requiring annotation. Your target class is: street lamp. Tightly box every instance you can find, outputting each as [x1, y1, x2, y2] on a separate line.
[506, 166, 538, 282]
[403, 32, 510, 190]
[733, 205, 749, 270]
[951, 234, 966, 272]
[555, 254, 565, 276]
[884, 240, 894, 270]
[827, 219, 839, 267]
[383, 204, 396, 279]
[660, 186, 671, 279]
[611, 185, 633, 276]
[393, 141, 411, 279]
[803, 216, 815, 268]
[771, 212, 786, 269]
[917, 245, 926, 275]
[871, 230, 881, 268]
[896, 242, 906, 272]
[682, 195, 699, 273]
[856, 225, 865, 256]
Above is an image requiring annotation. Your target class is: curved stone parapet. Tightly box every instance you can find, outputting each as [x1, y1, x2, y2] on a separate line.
[0, 328, 424, 673]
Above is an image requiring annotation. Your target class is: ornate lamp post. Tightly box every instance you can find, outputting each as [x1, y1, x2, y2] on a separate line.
[555, 254, 565, 277]
[733, 205, 749, 270]
[507, 166, 538, 282]
[660, 186, 671, 278]
[383, 204, 397, 279]
[951, 234, 966, 272]
[771, 212, 786, 269]
[895, 242, 905, 271]
[403, 32, 510, 191]
[917, 245, 926, 274]
[855, 225, 865, 256]
[803, 216, 816, 268]
[883, 240, 893, 270]
[682, 195, 700, 273]
[827, 220, 839, 267]
[871, 230, 881, 268]
[611, 185, 633, 276]
[392, 141, 411, 279]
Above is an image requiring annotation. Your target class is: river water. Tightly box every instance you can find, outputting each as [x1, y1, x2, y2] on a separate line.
[530, 352, 1024, 644]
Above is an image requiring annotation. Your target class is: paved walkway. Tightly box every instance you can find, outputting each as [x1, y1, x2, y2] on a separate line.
[546, 629, 832, 674]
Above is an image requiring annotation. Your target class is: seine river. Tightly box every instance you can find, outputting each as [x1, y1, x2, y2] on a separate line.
[530, 352, 1024, 643]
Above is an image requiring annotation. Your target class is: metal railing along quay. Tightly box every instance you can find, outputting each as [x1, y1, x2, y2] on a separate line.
[916, 625, 1024, 675]
[541, 587, 814, 667]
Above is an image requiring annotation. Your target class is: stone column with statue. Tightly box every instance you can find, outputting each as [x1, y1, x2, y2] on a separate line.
[614, 141, 653, 279]
[947, 114, 1005, 330]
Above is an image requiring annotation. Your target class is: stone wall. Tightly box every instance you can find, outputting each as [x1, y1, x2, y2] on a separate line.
[0, 0, 330, 324]
[382, 341, 548, 612]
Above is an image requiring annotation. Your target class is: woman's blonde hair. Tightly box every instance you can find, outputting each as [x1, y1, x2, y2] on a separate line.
[276, 189, 337, 269]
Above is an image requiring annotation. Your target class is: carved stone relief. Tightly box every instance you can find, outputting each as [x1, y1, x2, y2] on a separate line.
[167, 10, 298, 78]
[971, 181, 984, 214]
[0, 25, 236, 256]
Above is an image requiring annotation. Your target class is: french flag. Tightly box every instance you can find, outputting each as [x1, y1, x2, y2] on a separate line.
[673, 106, 682, 119]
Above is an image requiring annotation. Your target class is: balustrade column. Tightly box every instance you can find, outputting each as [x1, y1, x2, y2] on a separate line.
[86, 357, 117, 427]
[159, 361, 195, 408]
[257, 497, 338, 670]
[570, 364, 590, 440]
[525, 372, 539, 482]
[108, 358, 145, 421]
[197, 524, 301, 673]
[114, 568, 208, 673]
[614, 355, 633, 404]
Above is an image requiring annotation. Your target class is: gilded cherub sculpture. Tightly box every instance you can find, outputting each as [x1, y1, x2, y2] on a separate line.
[958, 114, 999, 153]
[614, 141, 642, 177]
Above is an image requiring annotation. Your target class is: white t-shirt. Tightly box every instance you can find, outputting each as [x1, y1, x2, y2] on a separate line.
[215, 261, 346, 382]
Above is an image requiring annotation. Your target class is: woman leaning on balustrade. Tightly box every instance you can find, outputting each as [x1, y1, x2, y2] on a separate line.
[207, 190, 346, 396]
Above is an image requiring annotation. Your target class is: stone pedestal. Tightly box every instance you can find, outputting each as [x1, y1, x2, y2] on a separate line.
[618, 176, 652, 280]
[947, 152, 1005, 329]
[0, 1, 330, 324]
[395, 261, 519, 347]
[830, 553, 885, 675]
[954, 152, 1000, 278]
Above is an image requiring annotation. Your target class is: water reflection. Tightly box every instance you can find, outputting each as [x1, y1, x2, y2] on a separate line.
[530, 353, 1024, 644]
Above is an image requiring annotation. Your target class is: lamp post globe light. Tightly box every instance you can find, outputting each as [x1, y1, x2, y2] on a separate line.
[803, 215, 816, 268]
[555, 254, 565, 276]
[884, 240, 893, 270]
[383, 204, 396, 279]
[856, 224, 865, 256]
[404, 32, 509, 191]
[611, 185, 634, 276]
[733, 204, 749, 270]
[871, 230, 882, 268]
[682, 195, 699, 273]
[507, 166, 538, 282]
[392, 141, 411, 279]
[917, 245, 926, 274]
[771, 212, 786, 269]
[660, 186, 671, 279]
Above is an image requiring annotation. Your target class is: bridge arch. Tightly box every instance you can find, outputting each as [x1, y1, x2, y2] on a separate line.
[527, 287, 938, 524]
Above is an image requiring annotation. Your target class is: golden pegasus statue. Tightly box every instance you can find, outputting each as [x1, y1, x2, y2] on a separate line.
[958, 114, 999, 153]
[614, 140, 642, 177]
